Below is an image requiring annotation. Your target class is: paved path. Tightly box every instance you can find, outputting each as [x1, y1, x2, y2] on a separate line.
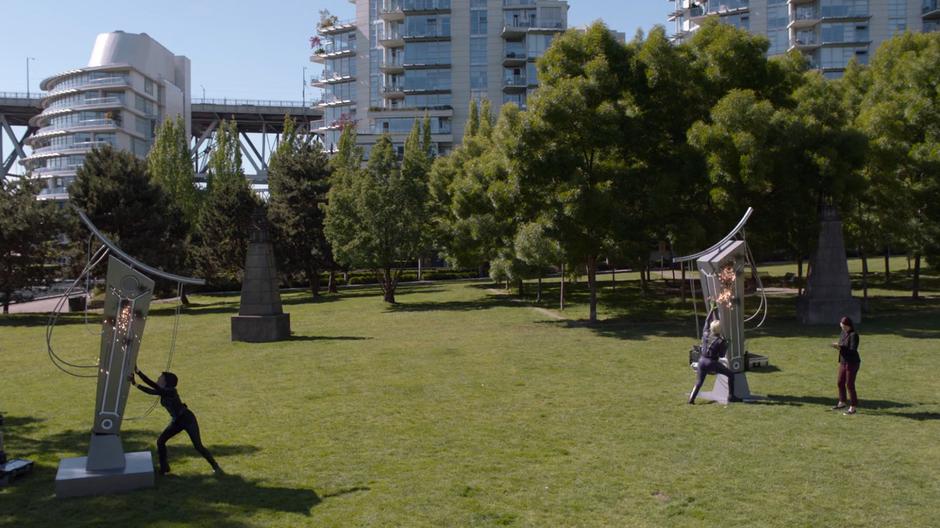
[486, 289, 567, 320]
[6, 295, 77, 314]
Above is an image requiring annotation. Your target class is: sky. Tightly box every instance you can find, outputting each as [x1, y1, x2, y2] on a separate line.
[0, 0, 667, 101]
[0, 1, 668, 173]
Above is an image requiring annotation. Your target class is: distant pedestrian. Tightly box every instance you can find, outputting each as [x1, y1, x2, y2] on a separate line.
[830, 316, 861, 415]
[132, 368, 222, 475]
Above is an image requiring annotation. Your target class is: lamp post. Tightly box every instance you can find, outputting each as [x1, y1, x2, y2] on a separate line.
[26, 57, 36, 98]
[200, 84, 206, 100]
[302, 67, 307, 107]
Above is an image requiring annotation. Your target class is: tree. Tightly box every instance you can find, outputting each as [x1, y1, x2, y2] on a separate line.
[856, 32, 940, 298]
[0, 178, 66, 313]
[192, 120, 259, 287]
[70, 146, 190, 282]
[148, 115, 200, 225]
[518, 22, 632, 322]
[323, 132, 429, 303]
[514, 221, 561, 303]
[267, 116, 333, 298]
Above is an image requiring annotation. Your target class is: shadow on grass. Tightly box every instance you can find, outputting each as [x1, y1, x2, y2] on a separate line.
[877, 411, 940, 421]
[5, 424, 260, 463]
[761, 394, 914, 410]
[1, 465, 321, 528]
[286, 335, 372, 342]
[384, 297, 520, 313]
[533, 318, 692, 341]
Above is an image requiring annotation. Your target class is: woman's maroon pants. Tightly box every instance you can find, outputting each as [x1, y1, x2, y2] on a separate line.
[837, 362, 860, 407]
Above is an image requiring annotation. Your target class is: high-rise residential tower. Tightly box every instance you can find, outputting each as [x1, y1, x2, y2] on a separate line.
[311, 0, 569, 157]
[668, 1, 937, 78]
[23, 31, 190, 201]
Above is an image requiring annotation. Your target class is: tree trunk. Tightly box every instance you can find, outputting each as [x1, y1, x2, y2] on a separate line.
[559, 262, 565, 311]
[417, 257, 422, 281]
[639, 260, 648, 292]
[180, 292, 191, 306]
[797, 257, 804, 296]
[478, 263, 486, 279]
[383, 267, 396, 303]
[2, 300, 9, 314]
[587, 255, 598, 323]
[884, 247, 890, 283]
[912, 254, 921, 300]
[860, 248, 869, 311]
[537, 276, 542, 303]
[328, 269, 339, 293]
[343, 271, 350, 285]
[611, 266, 616, 291]
[309, 268, 321, 299]
[516, 277, 524, 298]
[681, 264, 687, 303]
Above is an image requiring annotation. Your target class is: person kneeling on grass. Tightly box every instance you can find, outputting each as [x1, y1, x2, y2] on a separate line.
[132, 368, 222, 475]
[688, 319, 741, 404]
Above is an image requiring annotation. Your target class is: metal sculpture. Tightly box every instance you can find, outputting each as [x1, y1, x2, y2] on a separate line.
[674, 208, 769, 403]
[49, 208, 204, 497]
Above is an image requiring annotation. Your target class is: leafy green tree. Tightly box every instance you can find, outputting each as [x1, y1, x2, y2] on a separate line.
[323, 133, 429, 303]
[514, 220, 561, 302]
[70, 146, 190, 281]
[148, 115, 199, 224]
[0, 178, 66, 313]
[518, 22, 632, 321]
[856, 32, 940, 298]
[267, 116, 333, 298]
[192, 120, 259, 287]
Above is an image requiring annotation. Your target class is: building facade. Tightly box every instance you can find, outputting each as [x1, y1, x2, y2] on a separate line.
[24, 31, 190, 201]
[311, 0, 569, 157]
[668, 0, 938, 78]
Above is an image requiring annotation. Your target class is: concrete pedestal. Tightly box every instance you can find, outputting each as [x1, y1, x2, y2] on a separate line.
[798, 206, 862, 325]
[231, 313, 291, 342]
[698, 373, 756, 404]
[231, 209, 291, 343]
[55, 451, 154, 498]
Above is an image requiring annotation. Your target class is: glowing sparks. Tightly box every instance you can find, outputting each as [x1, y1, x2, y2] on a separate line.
[716, 265, 737, 309]
[116, 302, 133, 335]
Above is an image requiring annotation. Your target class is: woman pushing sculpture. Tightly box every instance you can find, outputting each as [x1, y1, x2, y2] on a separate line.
[688, 319, 741, 404]
[131, 368, 223, 475]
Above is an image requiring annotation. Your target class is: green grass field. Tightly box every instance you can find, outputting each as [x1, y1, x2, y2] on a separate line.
[1, 263, 939, 527]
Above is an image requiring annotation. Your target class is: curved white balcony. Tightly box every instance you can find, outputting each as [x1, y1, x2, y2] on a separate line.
[32, 119, 119, 139]
[42, 77, 130, 106]
[31, 98, 126, 127]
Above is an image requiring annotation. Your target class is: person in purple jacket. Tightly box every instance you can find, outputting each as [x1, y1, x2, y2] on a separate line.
[132, 368, 222, 475]
[830, 316, 861, 415]
[688, 319, 740, 404]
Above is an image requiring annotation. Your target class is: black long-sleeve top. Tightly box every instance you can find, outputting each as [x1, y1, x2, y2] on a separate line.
[135, 370, 187, 420]
[838, 330, 861, 364]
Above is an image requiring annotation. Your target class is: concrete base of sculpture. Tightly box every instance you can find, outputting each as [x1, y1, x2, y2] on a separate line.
[698, 373, 760, 404]
[0, 459, 34, 486]
[797, 296, 861, 325]
[231, 313, 291, 343]
[55, 451, 154, 498]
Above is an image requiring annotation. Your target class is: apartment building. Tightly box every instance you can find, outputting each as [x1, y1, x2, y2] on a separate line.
[311, 0, 569, 157]
[23, 31, 190, 201]
[668, 0, 938, 78]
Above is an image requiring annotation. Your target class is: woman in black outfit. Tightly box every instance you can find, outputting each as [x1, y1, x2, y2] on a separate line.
[830, 316, 861, 415]
[132, 368, 222, 475]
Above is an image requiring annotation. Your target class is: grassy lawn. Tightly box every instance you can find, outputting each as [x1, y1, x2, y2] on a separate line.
[1, 267, 939, 527]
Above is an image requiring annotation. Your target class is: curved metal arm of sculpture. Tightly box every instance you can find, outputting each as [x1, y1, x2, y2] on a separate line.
[74, 207, 205, 286]
[672, 207, 754, 264]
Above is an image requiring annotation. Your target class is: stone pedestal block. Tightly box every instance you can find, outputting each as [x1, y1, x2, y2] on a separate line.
[231, 209, 291, 342]
[231, 313, 291, 342]
[55, 451, 154, 498]
[798, 206, 862, 325]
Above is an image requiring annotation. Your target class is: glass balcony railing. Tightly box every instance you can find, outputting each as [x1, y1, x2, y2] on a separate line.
[791, 8, 819, 22]
[819, 6, 868, 18]
[924, 0, 940, 15]
[504, 76, 527, 86]
[706, 0, 749, 14]
[402, 0, 450, 11]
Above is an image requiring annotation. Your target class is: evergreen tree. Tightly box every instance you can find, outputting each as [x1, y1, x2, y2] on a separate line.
[0, 178, 67, 313]
[192, 120, 258, 287]
[267, 116, 333, 298]
[70, 146, 189, 281]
